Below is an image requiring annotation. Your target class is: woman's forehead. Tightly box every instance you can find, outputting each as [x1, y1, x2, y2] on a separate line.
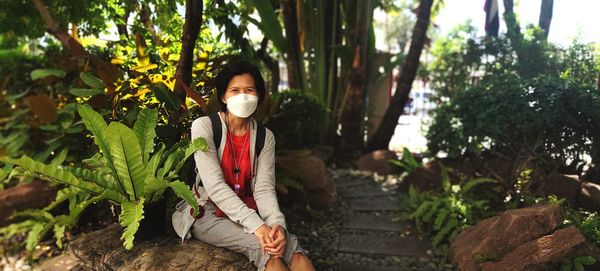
[227, 74, 255, 88]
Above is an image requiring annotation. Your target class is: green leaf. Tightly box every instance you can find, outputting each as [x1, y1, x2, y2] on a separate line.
[434, 208, 450, 230]
[574, 261, 584, 271]
[77, 104, 126, 195]
[423, 199, 441, 222]
[80, 72, 105, 89]
[246, 0, 286, 54]
[119, 198, 145, 250]
[44, 187, 80, 211]
[560, 261, 572, 271]
[49, 148, 69, 167]
[432, 217, 459, 247]
[159, 144, 186, 179]
[184, 137, 209, 159]
[26, 223, 47, 251]
[168, 138, 209, 178]
[53, 224, 66, 248]
[410, 201, 432, 219]
[144, 176, 168, 201]
[133, 108, 157, 165]
[441, 165, 451, 192]
[31, 69, 66, 80]
[106, 122, 146, 201]
[151, 83, 181, 111]
[575, 255, 596, 266]
[146, 143, 166, 181]
[69, 88, 103, 97]
[461, 178, 497, 193]
[0, 156, 104, 196]
[168, 180, 199, 216]
[65, 166, 119, 192]
[11, 209, 53, 221]
[0, 220, 34, 241]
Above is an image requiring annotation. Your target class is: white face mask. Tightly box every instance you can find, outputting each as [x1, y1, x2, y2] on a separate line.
[225, 93, 259, 118]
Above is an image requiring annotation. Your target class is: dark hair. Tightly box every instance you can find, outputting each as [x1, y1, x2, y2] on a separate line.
[215, 61, 266, 112]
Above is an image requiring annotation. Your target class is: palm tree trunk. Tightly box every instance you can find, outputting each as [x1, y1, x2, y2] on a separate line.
[365, 0, 433, 152]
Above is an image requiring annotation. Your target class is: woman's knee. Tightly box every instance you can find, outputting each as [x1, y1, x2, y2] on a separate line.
[289, 252, 314, 271]
[265, 256, 288, 271]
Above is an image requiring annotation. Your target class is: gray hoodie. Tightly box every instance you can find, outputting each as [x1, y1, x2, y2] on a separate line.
[171, 113, 286, 241]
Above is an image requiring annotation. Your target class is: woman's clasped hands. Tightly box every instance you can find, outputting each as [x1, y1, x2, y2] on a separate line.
[253, 224, 287, 258]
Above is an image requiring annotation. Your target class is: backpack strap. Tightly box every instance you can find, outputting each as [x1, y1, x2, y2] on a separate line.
[255, 123, 266, 158]
[208, 112, 222, 150]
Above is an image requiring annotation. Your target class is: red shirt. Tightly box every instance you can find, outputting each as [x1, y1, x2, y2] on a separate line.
[214, 131, 258, 217]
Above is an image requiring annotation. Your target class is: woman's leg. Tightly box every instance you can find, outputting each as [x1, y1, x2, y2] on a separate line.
[289, 252, 315, 271]
[265, 256, 289, 271]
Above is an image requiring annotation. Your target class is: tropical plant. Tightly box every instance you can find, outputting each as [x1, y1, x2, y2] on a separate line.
[0, 104, 208, 250]
[405, 166, 497, 247]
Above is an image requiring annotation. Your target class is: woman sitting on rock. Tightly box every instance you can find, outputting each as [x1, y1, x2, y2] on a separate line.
[172, 61, 314, 271]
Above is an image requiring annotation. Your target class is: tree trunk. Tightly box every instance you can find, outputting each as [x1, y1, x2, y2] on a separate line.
[174, 0, 203, 105]
[338, 0, 374, 152]
[365, 0, 433, 152]
[281, 0, 303, 91]
[257, 38, 280, 94]
[538, 0, 554, 39]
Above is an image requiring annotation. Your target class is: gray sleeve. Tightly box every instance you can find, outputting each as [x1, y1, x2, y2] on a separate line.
[191, 117, 265, 234]
[253, 128, 287, 230]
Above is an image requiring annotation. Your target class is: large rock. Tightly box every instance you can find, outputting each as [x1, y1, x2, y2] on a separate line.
[536, 174, 581, 206]
[450, 204, 565, 271]
[579, 182, 600, 212]
[276, 152, 337, 207]
[0, 180, 57, 226]
[481, 226, 586, 271]
[70, 224, 254, 271]
[354, 150, 400, 175]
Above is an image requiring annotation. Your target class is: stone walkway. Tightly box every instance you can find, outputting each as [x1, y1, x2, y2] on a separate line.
[331, 169, 436, 271]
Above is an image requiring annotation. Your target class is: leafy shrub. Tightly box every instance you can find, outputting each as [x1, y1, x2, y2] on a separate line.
[426, 74, 600, 168]
[0, 105, 207, 250]
[427, 23, 600, 174]
[267, 90, 328, 150]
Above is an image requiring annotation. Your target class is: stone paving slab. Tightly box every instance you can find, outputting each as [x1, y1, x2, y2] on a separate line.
[338, 262, 427, 271]
[339, 234, 430, 256]
[333, 178, 373, 189]
[347, 198, 406, 212]
[343, 213, 408, 232]
[339, 186, 397, 199]
[37, 253, 79, 271]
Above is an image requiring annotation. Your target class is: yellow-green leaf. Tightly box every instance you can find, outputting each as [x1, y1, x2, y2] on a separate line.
[119, 198, 145, 250]
[106, 122, 146, 201]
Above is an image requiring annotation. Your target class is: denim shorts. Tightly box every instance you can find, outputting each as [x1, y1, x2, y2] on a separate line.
[191, 202, 308, 271]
